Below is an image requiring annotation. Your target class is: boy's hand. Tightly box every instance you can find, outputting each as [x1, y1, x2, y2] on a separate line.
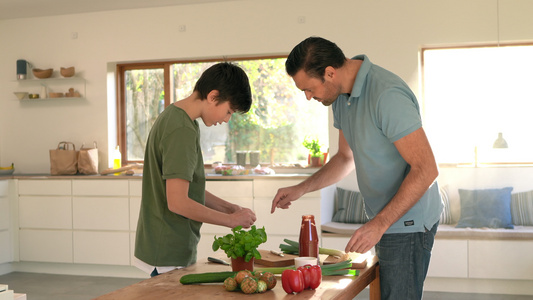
[230, 207, 256, 228]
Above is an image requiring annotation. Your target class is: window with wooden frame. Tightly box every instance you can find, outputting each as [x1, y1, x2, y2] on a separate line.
[116, 57, 329, 167]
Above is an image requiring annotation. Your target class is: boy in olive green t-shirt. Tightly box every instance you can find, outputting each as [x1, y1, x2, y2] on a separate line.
[135, 63, 257, 276]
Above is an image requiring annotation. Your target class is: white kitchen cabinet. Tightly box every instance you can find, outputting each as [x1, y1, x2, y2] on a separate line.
[197, 233, 217, 262]
[73, 196, 129, 231]
[72, 179, 129, 196]
[14, 176, 319, 272]
[129, 180, 142, 197]
[427, 239, 468, 278]
[0, 180, 9, 231]
[129, 180, 142, 230]
[130, 196, 141, 232]
[73, 231, 130, 265]
[0, 180, 11, 264]
[19, 196, 72, 229]
[18, 179, 73, 263]
[207, 180, 254, 198]
[72, 179, 131, 265]
[469, 240, 533, 280]
[0, 231, 11, 264]
[17, 178, 134, 266]
[19, 229, 73, 263]
[18, 179, 71, 195]
[129, 179, 142, 264]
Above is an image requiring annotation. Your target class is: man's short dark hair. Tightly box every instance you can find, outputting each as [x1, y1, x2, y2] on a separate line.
[194, 62, 252, 113]
[285, 37, 346, 80]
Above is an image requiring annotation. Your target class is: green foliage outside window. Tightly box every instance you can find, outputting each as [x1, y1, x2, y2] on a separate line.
[123, 57, 328, 166]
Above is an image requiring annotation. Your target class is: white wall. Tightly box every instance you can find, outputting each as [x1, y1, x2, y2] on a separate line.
[1, 0, 533, 174]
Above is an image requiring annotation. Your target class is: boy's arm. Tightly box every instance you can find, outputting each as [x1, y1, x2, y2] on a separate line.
[166, 178, 256, 228]
[204, 190, 242, 214]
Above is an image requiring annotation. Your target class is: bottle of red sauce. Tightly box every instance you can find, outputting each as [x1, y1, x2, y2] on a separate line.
[299, 214, 319, 263]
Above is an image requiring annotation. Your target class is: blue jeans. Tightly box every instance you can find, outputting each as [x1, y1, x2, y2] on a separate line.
[375, 221, 438, 300]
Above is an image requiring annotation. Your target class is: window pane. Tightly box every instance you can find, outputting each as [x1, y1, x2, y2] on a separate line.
[173, 58, 329, 166]
[125, 68, 164, 161]
[423, 45, 533, 164]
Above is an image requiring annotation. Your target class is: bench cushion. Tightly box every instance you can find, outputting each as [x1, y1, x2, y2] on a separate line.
[332, 188, 369, 224]
[321, 222, 533, 240]
[456, 187, 514, 229]
[511, 190, 533, 226]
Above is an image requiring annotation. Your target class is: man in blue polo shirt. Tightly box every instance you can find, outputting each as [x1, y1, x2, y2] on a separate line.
[271, 37, 442, 299]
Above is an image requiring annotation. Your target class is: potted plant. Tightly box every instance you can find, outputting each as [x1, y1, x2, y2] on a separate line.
[212, 225, 267, 271]
[303, 136, 324, 167]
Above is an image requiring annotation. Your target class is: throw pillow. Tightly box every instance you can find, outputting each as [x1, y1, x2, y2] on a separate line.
[511, 190, 533, 226]
[332, 188, 369, 224]
[456, 187, 514, 229]
[439, 185, 453, 225]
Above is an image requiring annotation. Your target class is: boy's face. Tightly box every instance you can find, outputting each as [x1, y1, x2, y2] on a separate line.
[203, 99, 235, 127]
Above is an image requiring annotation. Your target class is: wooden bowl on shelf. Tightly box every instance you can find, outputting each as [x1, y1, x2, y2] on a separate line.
[49, 92, 64, 98]
[33, 68, 53, 79]
[60, 66, 75, 77]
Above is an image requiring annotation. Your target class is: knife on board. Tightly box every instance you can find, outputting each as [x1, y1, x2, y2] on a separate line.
[207, 257, 230, 265]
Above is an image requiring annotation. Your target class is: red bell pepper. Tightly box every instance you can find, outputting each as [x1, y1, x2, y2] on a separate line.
[281, 269, 305, 294]
[297, 264, 322, 290]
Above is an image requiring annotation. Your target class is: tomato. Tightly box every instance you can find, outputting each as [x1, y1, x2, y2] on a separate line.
[297, 264, 322, 290]
[281, 269, 304, 294]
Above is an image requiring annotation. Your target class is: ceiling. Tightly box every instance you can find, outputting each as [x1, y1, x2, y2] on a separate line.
[0, 0, 233, 20]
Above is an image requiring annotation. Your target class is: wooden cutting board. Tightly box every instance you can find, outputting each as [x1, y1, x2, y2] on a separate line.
[255, 249, 297, 267]
[255, 249, 370, 269]
[322, 251, 369, 269]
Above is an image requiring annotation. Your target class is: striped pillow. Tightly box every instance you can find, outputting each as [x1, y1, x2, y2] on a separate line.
[439, 185, 453, 225]
[511, 190, 533, 226]
[332, 188, 369, 224]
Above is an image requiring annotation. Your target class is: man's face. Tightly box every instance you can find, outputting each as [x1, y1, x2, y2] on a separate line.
[292, 69, 340, 106]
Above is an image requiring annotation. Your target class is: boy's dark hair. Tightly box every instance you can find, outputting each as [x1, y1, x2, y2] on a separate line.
[285, 37, 347, 81]
[194, 62, 252, 113]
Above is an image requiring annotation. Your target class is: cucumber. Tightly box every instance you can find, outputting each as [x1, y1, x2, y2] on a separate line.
[179, 271, 237, 284]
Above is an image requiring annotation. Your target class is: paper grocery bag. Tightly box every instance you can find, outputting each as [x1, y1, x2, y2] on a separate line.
[49, 141, 78, 175]
[78, 142, 99, 175]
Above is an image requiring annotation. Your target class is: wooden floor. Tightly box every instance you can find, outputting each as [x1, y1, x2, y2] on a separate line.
[0, 272, 531, 300]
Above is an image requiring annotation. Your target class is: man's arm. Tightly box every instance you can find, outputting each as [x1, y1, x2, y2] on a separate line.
[345, 127, 439, 253]
[271, 130, 355, 212]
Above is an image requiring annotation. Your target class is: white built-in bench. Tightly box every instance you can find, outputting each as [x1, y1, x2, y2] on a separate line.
[319, 167, 533, 296]
[322, 222, 533, 241]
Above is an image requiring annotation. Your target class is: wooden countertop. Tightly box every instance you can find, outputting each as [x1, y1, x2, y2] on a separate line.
[5, 173, 311, 180]
[94, 255, 380, 300]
